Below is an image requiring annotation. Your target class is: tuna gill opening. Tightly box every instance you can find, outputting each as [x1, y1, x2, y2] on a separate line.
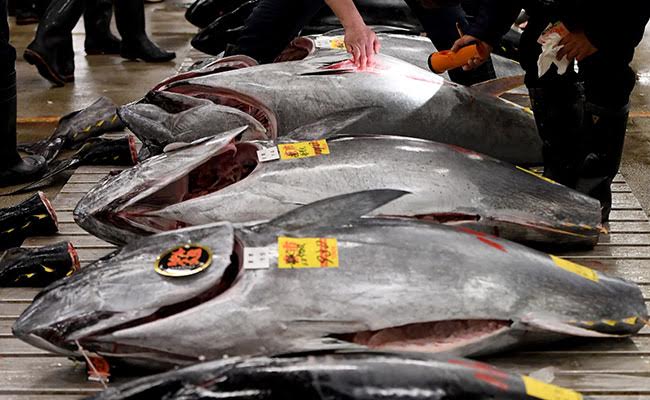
[78, 241, 245, 356]
[332, 320, 511, 352]
[119, 142, 259, 232]
[165, 84, 277, 139]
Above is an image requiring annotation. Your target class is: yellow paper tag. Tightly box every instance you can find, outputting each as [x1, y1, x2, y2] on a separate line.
[330, 38, 346, 49]
[522, 376, 583, 400]
[278, 237, 339, 269]
[516, 166, 559, 185]
[278, 140, 330, 160]
[550, 255, 599, 282]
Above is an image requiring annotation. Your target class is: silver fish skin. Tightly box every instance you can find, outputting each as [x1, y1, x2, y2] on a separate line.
[309, 31, 525, 78]
[18, 191, 647, 369]
[74, 132, 601, 249]
[88, 352, 585, 400]
[125, 51, 540, 165]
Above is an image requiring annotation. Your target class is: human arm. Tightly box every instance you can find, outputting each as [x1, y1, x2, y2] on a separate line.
[324, 0, 380, 69]
[451, 0, 521, 70]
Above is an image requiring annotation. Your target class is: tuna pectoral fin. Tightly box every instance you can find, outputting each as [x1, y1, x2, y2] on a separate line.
[521, 316, 625, 338]
[261, 190, 409, 232]
[471, 75, 525, 97]
[285, 106, 381, 141]
[288, 337, 366, 354]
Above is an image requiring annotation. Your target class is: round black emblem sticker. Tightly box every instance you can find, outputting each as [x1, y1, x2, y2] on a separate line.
[154, 244, 212, 277]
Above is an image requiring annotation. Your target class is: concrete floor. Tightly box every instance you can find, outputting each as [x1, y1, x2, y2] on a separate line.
[4, 7, 650, 215]
[622, 23, 650, 218]
[3, 0, 195, 206]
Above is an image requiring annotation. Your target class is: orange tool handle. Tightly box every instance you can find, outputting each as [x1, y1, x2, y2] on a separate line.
[428, 44, 480, 74]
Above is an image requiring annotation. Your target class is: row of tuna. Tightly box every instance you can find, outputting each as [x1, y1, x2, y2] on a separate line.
[11, 31, 647, 399]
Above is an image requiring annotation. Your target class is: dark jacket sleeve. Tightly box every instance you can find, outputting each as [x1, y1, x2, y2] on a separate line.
[464, 0, 522, 48]
[570, 0, 650, 58]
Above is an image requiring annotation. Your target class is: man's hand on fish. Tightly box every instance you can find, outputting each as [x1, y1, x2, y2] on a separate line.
[557, 30, 598, 62]
[325, 0, 381, 70]
[451, 34, 493, 71]
[344, 23, 381, 70]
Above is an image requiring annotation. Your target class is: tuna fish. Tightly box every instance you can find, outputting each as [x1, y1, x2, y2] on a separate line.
[121, 50, 539, 164]
[298, 31, 525, 77]
[74, 129, 600, 249]
[16, 190, 646, 369]
[90, 352, 584, 400]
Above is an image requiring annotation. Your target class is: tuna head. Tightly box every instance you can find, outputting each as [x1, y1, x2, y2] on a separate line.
[74, 127, 260, 245]
[118, 91, 269, 155]
[12, 221, 238, 363]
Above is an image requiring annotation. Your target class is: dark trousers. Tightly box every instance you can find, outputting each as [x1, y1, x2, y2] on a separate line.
[520, 11, 645, 216]
[1, 0, 17, 80]
[231, 0, 495, 85]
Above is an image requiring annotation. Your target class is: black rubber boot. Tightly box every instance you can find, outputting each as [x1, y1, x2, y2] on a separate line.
[576, 103, 630, 223]
[0, 72, 47, 187]
[114, 0, 176, 62]
[528, 84, 586, 188]
[23, 0, 82, 86]
[84, 0, 121, 55]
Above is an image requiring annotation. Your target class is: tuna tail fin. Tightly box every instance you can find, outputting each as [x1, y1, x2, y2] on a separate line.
[259, 189, 409, 232]
[284, 106, 381, 141]
[471, 75, 525, 97]
[521, 316, 630, 338]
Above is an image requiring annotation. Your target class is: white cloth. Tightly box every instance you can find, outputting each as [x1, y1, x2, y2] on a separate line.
[537, 32, 570, 78]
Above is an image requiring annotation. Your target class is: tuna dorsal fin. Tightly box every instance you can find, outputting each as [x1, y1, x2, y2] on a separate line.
[263, 189, 409, 231]
[471, 75, 525, 97]
[285, 107, 380, 141]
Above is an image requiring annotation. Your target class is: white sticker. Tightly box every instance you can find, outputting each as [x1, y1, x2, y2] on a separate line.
[243, 247, 270, 270]
[257, 147, 280, 162]
[315, 36, 346, 50]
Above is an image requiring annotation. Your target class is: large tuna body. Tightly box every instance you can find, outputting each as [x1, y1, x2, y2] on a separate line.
[91, 352, 583, 400]
[74, 132, 600, 249]
[122, 49, 540, 164]
[17, 191, 647, 370]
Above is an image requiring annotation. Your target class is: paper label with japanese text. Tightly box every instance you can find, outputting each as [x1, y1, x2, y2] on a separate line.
[315, 36, 346, 50]
[278, 140, 330, 160]
[278, 237, 339, 269]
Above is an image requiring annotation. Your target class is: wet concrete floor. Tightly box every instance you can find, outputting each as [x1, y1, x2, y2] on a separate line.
[4, 0, 195, 207]
[4, 5, 650, 215]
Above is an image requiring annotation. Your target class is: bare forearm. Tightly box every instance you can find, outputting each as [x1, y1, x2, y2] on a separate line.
[324, 0, 365, 29]
[323, 0, 380, 69]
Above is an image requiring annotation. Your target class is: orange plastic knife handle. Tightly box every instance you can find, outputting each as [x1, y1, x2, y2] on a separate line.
[428, 44, 480, 74]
